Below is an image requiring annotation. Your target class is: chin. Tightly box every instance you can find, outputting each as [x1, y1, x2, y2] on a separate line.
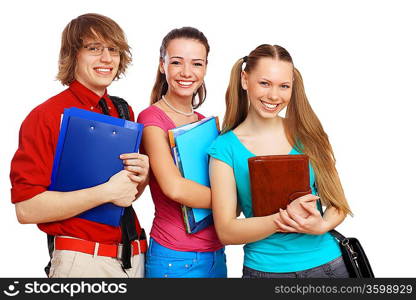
[174, 89, 197, 99]
[95, 79, 113, 88]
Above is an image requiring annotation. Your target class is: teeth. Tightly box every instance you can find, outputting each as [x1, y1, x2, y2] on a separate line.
[178, 81, 193, 86]
[261, 101, 278, 109]
[96, 68, 111, 72]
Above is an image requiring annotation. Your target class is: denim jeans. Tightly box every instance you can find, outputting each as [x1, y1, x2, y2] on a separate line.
[145, 238, 227, 278]
[242, 256, 350, 278]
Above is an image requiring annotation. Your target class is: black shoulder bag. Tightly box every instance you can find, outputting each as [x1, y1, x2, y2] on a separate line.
[329, 229, 375, 278]
[315, 193, 375, 278]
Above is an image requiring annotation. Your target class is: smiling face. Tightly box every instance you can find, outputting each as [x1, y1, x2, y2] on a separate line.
[74, 37, 120, 96]
[242, 57, 293, 119]
[160, 38, 207, 100]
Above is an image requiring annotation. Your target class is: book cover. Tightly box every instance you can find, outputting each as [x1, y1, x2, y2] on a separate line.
[168, 116, 219, 233]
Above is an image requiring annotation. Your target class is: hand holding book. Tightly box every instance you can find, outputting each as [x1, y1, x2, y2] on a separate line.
[274, 194, 330, 235]
[103, 170, 140, 207]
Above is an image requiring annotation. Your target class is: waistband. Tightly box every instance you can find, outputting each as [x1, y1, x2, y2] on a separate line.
[148, 238, 224, 260]
[55, 236, 147, 258]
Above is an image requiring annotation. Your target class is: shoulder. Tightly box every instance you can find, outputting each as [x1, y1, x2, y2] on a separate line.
[137, 105, 164, 122]
[207, 131, 236, 165]
[212, 130, 235, 147]
[23, 89, 73, 129]
[137, 105, 171, 131]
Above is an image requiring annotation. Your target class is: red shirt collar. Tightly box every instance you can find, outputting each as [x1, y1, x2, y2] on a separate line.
[68, 80, 110, 108]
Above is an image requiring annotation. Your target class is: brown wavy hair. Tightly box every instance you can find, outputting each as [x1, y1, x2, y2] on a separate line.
[223, 44, 351, 215]
[56, 13, 132, 85]
[150, 27, 209, 109]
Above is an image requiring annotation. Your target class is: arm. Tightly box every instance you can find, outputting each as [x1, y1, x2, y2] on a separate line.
[142, 126, 211, 208]
[210, 157, 279, 245]
[15, 170, 139, 224]
[274, 197, 346, 235]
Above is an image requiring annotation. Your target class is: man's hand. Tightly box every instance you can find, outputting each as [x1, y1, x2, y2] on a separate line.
[104, 170, 139, 207]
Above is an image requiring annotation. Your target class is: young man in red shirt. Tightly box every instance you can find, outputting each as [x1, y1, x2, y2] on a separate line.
[10, 13, 149, 278]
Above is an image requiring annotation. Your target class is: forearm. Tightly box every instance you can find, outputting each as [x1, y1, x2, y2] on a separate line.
[15, 184, 109, 224]
[216, 214, 277, 245]
[321, 206, 346, 233]
[135, 176, 149, 198]
[165, 177, 211, 208]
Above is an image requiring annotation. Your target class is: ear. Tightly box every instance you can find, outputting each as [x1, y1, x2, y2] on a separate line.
[159, 58, 165, 74]
[241, 71, 248, 90]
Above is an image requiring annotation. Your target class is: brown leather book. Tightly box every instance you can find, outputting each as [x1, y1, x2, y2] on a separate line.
[248, 154, 311, 217]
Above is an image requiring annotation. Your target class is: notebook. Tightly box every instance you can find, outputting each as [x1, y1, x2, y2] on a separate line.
[248, 154, 311, 217]
[168, 116, 219, 233]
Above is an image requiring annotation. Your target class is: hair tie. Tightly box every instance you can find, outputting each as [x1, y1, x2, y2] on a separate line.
[243, 56, 248, 63]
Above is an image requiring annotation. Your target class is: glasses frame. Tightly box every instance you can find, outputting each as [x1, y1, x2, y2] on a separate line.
[82, 43, 121, 57]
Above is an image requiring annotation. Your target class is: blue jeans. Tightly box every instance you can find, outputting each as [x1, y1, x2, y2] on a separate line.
[242, 256, 350, 278]
[145, 238, 227, 278]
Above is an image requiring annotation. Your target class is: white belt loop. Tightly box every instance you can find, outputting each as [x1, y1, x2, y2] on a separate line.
[137, 240, 141, 254]
[93, 242, 99, 258]
[117, 244, 123, 259]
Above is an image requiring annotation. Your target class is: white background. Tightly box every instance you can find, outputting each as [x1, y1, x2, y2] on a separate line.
[1, 0, 415, 277]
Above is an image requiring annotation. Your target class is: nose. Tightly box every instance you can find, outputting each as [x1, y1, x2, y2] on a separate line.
[180, 62, 192, 78]
[100, 48, 113, 63]
[268, 86, 281, 102]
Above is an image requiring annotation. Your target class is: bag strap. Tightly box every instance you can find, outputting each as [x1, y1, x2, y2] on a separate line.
[329, 229, 347, 242]
[107, 95, 138, 269]
[109, 95, 131, 121]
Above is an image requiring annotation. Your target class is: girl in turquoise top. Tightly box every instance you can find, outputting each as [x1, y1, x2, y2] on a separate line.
[208, 44, 352, 278]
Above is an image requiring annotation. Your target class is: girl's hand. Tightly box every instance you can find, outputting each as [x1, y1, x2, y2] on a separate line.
[287, 194, 317, 218]
[273, 195, 329, 235]
[120, 153, 149, 184]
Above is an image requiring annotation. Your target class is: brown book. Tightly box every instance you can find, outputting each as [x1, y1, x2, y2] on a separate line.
[248, 154, 311, 217]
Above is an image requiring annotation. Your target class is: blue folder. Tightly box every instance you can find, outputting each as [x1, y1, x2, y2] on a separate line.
[49, 107, 143, 227]
[170, 117, 219, 233]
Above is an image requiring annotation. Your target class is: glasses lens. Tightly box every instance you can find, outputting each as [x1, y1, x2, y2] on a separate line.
[83, 43, 120, 56]
[84, 44, 102, 55]
[107, 47, 120, 56]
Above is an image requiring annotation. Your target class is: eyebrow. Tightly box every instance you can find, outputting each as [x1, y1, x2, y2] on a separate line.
[84, 42, 116, 47]
[169, 56, 205, 62]
[260, 77, 291, 84]
[84, 42, 102, 46]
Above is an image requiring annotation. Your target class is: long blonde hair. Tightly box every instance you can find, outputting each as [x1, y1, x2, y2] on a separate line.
[223, 44, 351, 215]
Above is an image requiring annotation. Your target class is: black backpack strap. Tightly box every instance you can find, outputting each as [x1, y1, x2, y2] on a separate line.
[109, 95, 140, 269]
[44, 234, 55, 276]
[109, 95, 131, 121]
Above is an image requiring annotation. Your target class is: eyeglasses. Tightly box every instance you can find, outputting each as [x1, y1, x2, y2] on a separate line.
[82, 43, 120, 56]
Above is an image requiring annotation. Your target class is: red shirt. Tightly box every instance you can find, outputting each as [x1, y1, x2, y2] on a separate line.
[10, 80, 142, 244]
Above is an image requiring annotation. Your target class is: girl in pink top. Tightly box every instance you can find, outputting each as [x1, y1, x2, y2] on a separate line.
[137, 27, 226, 278]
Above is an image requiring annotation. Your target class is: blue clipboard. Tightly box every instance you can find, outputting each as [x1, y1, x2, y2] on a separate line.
[49, 107, 143, 227]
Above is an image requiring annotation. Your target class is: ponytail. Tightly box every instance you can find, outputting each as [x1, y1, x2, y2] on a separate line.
[222, 58, 249, 133]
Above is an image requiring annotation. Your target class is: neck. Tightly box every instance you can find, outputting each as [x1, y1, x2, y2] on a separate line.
[76, 79, 106, 97]
[163, 91, 193, 113]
